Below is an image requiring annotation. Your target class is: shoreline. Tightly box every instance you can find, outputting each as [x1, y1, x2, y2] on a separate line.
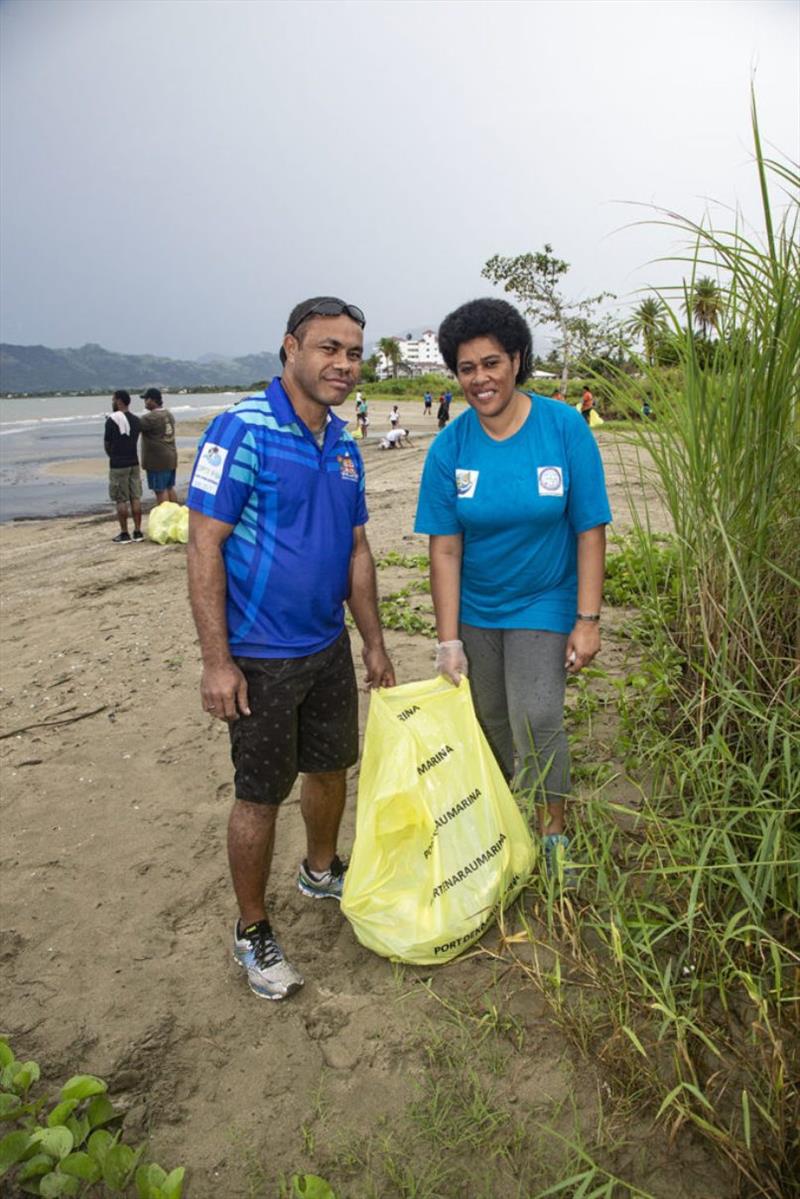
[1, 402, 448, 524]
[1, 417, 634, 528]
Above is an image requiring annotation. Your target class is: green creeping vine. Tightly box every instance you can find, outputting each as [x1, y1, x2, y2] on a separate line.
[0, 1040, 185, 1198]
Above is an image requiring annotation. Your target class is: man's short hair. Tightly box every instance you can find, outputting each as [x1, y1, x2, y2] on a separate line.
[113, 389, 131, 406]
[141, 387, 163, 405]
[280, 296, 366, 365]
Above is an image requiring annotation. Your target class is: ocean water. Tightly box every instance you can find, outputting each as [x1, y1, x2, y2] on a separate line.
[0, 392, 244, 522]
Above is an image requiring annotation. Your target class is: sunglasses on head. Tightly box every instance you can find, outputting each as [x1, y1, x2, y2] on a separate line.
[287, 300, 366, 337]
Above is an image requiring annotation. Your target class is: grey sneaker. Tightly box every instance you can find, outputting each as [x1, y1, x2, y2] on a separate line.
[111, 531, 132, 544]
[132, 530, 144, 542]
[297, 854, 348, 900]
[233, 920, 304, 1000]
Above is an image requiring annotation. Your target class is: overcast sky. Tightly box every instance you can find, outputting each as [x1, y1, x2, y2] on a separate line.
[1, 0, 798, 360]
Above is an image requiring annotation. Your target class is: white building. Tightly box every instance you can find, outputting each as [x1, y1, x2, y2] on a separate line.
[375, 330, 448, 378]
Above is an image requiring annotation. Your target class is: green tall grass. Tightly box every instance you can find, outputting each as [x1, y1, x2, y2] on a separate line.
[508, 100, 799, 1198]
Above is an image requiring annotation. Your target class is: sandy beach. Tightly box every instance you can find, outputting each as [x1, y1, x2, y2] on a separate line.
[2, 409, 716, 1198]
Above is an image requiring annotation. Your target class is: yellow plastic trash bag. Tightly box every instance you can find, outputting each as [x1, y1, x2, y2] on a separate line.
[341, 676, 535, 965]
[147, 502, 189, 544]
[574, 402, 604, 427]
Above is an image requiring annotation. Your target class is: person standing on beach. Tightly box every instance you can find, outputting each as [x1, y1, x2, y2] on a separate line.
[415, 298, 611, 884]
[104, 390, 142, 543]
[355, 391, 369, 437]
[139, 388, 178, 504]
[424, 390, 433, 415]
[187, 296, 395, 1003]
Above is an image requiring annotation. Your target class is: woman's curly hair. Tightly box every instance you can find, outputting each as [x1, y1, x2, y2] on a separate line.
[438, 298, 532, 385]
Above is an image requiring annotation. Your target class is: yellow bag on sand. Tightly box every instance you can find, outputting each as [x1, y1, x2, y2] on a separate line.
[341, 676, 535, 965]
[147, 502, 189, 545]
[574, 401, 604, 427]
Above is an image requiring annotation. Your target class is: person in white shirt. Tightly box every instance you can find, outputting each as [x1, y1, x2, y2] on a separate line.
[379, 427, 412, 449]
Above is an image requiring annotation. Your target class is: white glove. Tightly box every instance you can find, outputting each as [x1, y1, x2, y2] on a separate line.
[435, 640, 468, 686]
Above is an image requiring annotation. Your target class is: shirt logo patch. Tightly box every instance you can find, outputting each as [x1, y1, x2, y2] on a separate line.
[456, 469, 479, 499]
[192, 444, 228, 495]
[537, 466, 564, 496]
[337, 454, 358, 482]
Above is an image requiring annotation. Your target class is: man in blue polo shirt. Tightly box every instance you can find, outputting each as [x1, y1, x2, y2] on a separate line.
[187, 296, 395, 1002]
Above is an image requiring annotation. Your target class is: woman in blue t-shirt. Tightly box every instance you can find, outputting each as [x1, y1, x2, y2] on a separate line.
[414, 298, 612, 879]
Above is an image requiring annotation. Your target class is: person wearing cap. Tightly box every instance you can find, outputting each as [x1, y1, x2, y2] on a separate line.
[186, 296, 395, 1002]
[104, 389, 143, 543]
[139, 388, 178, 504]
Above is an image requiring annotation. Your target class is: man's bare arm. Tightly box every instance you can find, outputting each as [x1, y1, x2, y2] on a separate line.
[187, 510, 250, 720]
[347, 525, 395, 688]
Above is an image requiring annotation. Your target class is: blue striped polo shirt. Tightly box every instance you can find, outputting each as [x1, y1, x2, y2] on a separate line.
[187, 378, 368, 658]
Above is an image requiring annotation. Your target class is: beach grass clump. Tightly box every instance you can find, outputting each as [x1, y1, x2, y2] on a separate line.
[505, 100, 799, 1197]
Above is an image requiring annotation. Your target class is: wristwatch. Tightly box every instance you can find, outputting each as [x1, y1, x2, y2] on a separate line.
[576, 612, 601, 622]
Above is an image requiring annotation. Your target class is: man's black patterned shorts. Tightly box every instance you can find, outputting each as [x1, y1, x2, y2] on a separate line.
[229, 631, 358, 804]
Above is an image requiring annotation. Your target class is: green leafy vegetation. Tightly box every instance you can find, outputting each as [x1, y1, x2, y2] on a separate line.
[603, 533, 678, 610]
[359, 373, 453, 399]
[378, 589, 436, 639]
[374, 552, 436, 638]
[375, 551, 430, 571]
[282, 1174, 338, 1198]
[508, 100, 799, 1198]
[0, 1040, 184, 1198]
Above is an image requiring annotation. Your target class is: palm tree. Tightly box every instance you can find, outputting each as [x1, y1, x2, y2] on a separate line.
[626, 296, 667, 367]
[688, 276, 723, 339]
[378, 337, 401, 379]
[360, 353, 380, 383]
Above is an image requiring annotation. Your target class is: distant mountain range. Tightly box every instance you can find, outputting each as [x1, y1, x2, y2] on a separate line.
[0, 342, 283, 394]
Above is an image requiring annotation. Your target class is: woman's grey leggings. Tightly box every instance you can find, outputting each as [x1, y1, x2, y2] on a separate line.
[460, 624, 570, 807]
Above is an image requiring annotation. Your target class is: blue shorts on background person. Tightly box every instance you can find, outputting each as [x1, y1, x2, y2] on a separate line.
[146, 469, 177, 494]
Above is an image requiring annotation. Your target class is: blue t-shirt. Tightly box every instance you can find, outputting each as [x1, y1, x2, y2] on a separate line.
[414, 394, 612, 633]
[187, 378, 368, 658]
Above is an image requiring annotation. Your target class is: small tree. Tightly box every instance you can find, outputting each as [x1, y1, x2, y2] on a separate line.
[377, 337, 401, 379]
[360, 354, 379, 383]
[482, 244, 614, 395]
